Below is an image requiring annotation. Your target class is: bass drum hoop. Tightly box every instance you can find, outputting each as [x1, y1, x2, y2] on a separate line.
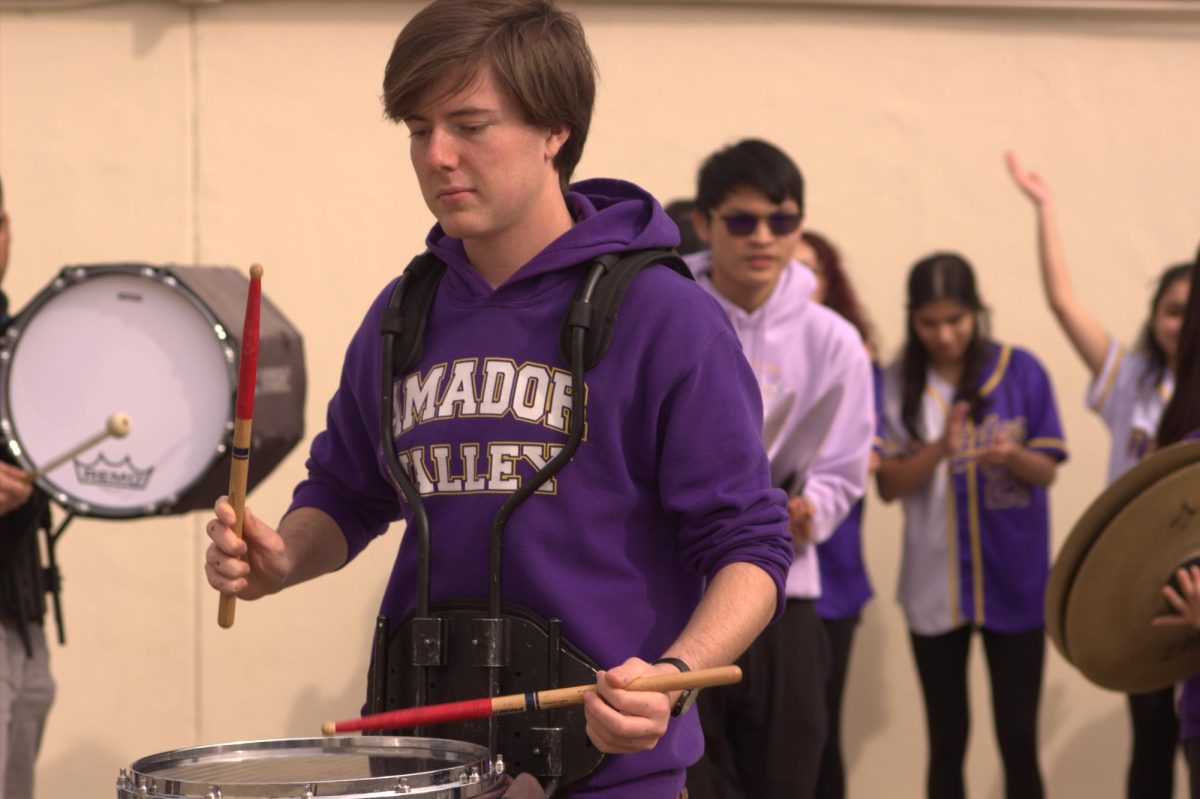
[0, 264, 237, 518]
[116, 735, 503, 798]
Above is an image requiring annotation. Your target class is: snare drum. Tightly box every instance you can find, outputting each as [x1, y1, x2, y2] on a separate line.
[0, 263, 305, 518]
[116, 736, 505, 798]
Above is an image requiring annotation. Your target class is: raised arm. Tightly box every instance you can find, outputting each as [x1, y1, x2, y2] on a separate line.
[1005, 151, 1110, 377]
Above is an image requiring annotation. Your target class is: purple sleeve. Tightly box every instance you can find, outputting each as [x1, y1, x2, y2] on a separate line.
[872, 361, 885, 454]
[657, 325, 793, 619]
[288, 285, 405, 561]
[1019, 349, 1069, 462]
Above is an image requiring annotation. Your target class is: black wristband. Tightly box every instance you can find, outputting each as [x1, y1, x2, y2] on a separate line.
[652, 656, 691, 674]
[652, 657, 697, 717]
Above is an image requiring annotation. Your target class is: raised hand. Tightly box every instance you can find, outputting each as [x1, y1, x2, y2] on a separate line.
[1005, 151, 1052, 207]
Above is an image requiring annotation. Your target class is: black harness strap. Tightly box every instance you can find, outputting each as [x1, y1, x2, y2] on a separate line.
[384, 248, 692, 374]
[382, 252, 448, 375]
[557, 249, 691, 371]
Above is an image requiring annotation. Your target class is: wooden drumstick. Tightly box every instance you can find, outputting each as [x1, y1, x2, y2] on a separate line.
[217, 264, 264, 630]
[321, 664, 742, 735]
[23, 412, 133, 481]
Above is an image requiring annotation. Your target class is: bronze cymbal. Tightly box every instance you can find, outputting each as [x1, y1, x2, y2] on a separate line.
[1056, 447, 1200, 693]
[1045, 439, 1200, 658]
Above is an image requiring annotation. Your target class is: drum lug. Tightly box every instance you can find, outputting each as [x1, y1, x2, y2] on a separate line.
[410, 616, 445, 667]
[302, 783, 316, 799]
[470, 617, 508, 668]
[116, 768, 129, 790]
[206, 787, 223, 799]
[137, 775, 155, 794]
[494, 753, 506, 775]
[395, 777, 412, 793]
[529, 727, 564, 778]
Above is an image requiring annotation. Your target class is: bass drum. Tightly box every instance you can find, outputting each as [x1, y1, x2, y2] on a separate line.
[0, 263, 305, 518]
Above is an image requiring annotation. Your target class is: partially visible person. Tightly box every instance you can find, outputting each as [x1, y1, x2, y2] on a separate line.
[796, 229, 880, 799]
[683, 140, 875, 799]
[664, 198, 706, 256]
[1008, 151, 1190, 798]
[1148, 253, 1200, 799]
[877, 253, 1067, 799]
[0, 175, 56, 799]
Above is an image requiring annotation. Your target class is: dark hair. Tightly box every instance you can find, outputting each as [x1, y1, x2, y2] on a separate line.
[694, 139, 804, 216]
[381, 0, 596, 191]
[901, 252, 992, 442]
[802, 230, 875, 350]
[1136, 262, 1193, 387]
[664, 199, 705, 256]
[1157, 259, 1200, 448]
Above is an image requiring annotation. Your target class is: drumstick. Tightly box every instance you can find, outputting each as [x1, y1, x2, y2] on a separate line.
[321, 664, 742, 735]
[23, 412, 132, 481]
[217, 264, 264, 630]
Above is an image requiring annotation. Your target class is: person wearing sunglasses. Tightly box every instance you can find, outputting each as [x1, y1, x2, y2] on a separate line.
[682, 139, 875, 799]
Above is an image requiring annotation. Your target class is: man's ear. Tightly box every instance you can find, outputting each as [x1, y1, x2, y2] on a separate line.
[691, 208, 712, 244]
[545, 124, 570, 162]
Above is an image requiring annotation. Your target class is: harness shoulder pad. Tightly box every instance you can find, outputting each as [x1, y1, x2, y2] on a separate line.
[559, 248, 693, 371]
[382, 252, 447, 375]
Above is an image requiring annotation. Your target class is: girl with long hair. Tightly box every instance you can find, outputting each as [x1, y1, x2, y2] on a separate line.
[1008, 152, 1193, 798]
[877, 253, 1067, 799]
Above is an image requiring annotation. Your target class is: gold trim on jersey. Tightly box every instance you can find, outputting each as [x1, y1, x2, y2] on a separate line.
[1026, 436, 1068, 454]
[1091, 346, 1124, 412]
[964, 418, 985, 626]
[979, 344, 1012, 398]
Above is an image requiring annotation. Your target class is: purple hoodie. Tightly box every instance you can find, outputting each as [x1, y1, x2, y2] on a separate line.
[290, 178, 793, 797]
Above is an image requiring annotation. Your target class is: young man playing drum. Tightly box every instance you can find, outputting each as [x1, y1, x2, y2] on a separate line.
[202, 2, 793, 796]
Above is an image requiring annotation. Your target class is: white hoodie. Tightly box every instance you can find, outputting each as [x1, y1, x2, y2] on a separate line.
[688, 253, 875, 598]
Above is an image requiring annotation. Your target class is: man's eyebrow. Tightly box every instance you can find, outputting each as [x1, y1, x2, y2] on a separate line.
[405, 106, 496, 123]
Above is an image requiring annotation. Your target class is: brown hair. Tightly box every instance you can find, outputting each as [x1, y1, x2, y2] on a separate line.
[382, 0, 597, 191]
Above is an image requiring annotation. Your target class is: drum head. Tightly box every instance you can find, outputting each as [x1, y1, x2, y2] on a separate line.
[1, 267, 234, 516]
[118, 736, 502, 798]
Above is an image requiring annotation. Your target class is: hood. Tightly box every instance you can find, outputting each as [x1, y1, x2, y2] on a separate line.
[425, 178, 680, 300]
[683, 250, 818, 322]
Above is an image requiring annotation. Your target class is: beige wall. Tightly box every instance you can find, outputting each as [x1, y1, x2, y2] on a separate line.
[1, 1, 1198, 796]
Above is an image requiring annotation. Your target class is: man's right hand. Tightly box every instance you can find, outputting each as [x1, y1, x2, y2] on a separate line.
[0, 461, 33, 516]
[204, 496, 289, 600]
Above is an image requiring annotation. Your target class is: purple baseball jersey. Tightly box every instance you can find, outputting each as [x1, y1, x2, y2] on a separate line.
[883, 343, 1068, 634]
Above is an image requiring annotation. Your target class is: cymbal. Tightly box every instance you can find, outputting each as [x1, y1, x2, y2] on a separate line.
[1052, 444, 1200, 693]
[1045, 439, 1200, 657]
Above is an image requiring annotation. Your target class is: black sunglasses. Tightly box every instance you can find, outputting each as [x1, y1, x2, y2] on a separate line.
[716, 212, 802, 238]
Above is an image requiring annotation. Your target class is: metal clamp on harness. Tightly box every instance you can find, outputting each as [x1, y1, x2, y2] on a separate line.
[371, 248, 692, 796]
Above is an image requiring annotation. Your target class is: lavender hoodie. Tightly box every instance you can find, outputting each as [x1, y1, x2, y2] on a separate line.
[290, 179, 792, 797]
[687, 254, 875, 600]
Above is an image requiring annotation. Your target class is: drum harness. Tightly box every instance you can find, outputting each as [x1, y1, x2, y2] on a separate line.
[368, 248, 690, 796]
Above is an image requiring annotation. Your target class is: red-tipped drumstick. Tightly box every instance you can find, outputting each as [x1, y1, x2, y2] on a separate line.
[321, 664, 742, 735]
[217, 264, 264, 629]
